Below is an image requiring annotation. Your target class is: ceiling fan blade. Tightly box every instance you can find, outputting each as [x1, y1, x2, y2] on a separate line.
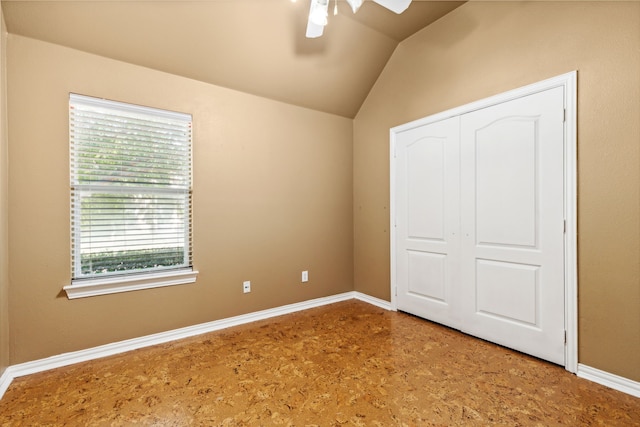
[306, 0, 327, 38]
[371, 0, 411, 14]
[306, 21, 324, 38]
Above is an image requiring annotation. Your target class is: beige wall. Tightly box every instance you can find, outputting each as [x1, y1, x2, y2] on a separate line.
[0, 4, 9, 376]
[354, 1, 640, 380]
[7, 35, 353, 364]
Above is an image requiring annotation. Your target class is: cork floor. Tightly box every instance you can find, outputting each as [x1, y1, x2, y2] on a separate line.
[1, 300, 639, 426]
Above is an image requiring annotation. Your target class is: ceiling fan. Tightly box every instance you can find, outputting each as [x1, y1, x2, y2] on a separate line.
[305, 0, 412, 38]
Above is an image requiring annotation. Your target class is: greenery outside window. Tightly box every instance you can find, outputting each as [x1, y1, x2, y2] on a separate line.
[64, 94, 197, 299]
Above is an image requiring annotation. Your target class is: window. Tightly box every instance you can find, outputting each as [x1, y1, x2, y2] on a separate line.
[64, 94, 197, 299]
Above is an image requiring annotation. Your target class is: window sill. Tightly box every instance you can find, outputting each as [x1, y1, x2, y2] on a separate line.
[63, 269, 198, 299]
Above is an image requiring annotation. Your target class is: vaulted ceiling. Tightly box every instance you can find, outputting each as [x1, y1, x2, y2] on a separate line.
[2, 0, 464, 117]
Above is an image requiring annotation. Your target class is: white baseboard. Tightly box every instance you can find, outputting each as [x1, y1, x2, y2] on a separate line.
[7, 292, 357, 380]
[0, 291, 379, 400]
[577, 364, 640, 398]
[2, 293, 638, 402]
[0, 367, 12, 399]
[353, 291, 393, 310]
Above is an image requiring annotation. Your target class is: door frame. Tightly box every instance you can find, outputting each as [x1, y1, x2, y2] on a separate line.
[390, 71, 578, 373]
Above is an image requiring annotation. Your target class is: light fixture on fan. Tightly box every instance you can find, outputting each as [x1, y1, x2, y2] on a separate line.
[305, 0, 412, 38]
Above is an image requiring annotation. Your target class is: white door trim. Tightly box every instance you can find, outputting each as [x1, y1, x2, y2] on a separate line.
[390, 71, 578, 373]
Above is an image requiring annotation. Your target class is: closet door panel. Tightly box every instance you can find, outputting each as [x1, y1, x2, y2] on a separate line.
[395, 117, 461, 329]
[459, 86, 565, 365]
[475, 121, 537, 247]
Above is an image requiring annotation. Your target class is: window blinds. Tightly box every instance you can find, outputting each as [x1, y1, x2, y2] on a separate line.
[70, 94, 193, 280]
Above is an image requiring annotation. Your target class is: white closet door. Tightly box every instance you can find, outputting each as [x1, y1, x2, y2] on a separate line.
[459, 86, 565, 365]
[395, 117, 461, 329]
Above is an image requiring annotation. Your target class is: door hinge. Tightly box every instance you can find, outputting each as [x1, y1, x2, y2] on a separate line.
[564, 330, 567, 344]
[563, 109, 567, 123]
[563, 219, 567, 233]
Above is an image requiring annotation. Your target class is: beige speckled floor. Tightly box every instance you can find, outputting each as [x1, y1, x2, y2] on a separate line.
[1, 300, 639, 426]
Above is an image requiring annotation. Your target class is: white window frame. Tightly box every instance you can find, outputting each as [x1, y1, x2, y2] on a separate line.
[63, 94, 198, 299]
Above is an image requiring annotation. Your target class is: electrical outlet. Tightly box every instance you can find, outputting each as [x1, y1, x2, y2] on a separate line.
[302, 270, 309, 283]
[243, 281, 251, 293]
